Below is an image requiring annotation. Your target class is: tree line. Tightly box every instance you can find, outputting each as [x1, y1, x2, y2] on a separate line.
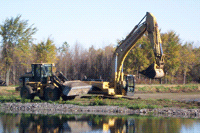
[0, 15, 199, 86]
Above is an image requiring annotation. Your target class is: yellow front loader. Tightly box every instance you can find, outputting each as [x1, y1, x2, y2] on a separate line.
[19, 63, 92, 101]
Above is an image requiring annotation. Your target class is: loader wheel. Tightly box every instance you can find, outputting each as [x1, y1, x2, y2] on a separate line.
[39, 96, 45, 101]
[38, 90, 45, 101]
[20, 85, 35, 100]
[62, 96, 76, 101]
[44, 85, 60, 101]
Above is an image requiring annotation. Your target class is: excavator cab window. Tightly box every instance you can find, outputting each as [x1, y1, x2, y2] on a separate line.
[125, 75, 135, 92]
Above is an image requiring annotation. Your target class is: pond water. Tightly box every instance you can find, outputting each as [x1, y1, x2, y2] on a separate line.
[0, 113, 199, 133]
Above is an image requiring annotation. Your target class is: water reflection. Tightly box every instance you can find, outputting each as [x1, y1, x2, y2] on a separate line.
[0, 113, 199, 133]
[0, 114, 135, 133]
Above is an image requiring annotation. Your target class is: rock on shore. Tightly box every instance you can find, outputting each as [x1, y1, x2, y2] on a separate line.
[0, 102, 199, 118]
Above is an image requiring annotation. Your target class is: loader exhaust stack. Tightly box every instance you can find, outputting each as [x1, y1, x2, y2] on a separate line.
[139, 63, 164, 79]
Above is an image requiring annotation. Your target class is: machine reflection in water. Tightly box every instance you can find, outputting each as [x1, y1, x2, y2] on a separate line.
[17, 114, 135, 133]
[0, 113, 199, 133]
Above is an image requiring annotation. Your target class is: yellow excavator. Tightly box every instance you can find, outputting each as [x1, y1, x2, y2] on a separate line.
[83, 12, 164, 96]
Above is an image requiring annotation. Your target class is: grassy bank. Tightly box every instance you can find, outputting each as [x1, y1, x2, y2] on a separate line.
[0, 84, 199, 110]
[0, 94, 199, 110]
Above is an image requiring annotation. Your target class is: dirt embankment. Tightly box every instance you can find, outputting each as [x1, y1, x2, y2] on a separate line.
[131, 92, 200, 102]
[135, 84, 200, 93]
[132, 84, 200, 102]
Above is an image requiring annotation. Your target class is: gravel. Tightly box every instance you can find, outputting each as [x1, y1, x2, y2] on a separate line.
[0, 102, 199, 118]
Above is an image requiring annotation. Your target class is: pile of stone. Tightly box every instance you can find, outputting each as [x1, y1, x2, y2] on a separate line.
[0, 102, 135, 115]
[0, 102, 199, 118]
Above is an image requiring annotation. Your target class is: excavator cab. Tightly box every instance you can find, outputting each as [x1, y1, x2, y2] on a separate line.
[125, 75, 135, 92]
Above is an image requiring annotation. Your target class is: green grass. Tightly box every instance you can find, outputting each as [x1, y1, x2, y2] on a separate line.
[0, 95, 20, 103]
[0, 87, 199, 109]
[0, 96, 198, 109]
[6, 90, 17, 93]
[188, 106, 198, 109]
[89, 96, 105, 106]
[21, 98, 31, 103]
[0, 85, 19, 87]
[162, 99, 172, 102]
[138, 87, 146, 91]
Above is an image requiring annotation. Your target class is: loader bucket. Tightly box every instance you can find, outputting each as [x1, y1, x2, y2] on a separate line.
[139, 63, 164, 79]
[62, 80, 92, 96]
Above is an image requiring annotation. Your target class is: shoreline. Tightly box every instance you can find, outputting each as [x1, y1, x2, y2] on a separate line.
[1, 102, 199, 118]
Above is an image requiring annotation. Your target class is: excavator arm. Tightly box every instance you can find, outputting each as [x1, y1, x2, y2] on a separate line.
[110, 12, 164, 94]
[140, 12, 164, 78]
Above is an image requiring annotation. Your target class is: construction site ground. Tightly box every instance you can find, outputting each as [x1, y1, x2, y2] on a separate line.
[0, 86, 200, 102]
[129, 92, 200, 102]
[0, 85, 199, 117]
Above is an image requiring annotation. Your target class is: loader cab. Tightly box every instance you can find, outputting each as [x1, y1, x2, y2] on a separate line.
[125, 75, 135, 92]
[31, 63, 54, 83]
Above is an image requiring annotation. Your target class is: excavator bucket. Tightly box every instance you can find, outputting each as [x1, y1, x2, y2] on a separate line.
[139, 63, 164, 79]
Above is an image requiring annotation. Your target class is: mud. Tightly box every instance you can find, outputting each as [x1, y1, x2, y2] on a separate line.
[131, 92, 200, 102]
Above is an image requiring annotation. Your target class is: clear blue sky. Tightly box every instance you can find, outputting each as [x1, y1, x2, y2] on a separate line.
[1, 0, 199, 49]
